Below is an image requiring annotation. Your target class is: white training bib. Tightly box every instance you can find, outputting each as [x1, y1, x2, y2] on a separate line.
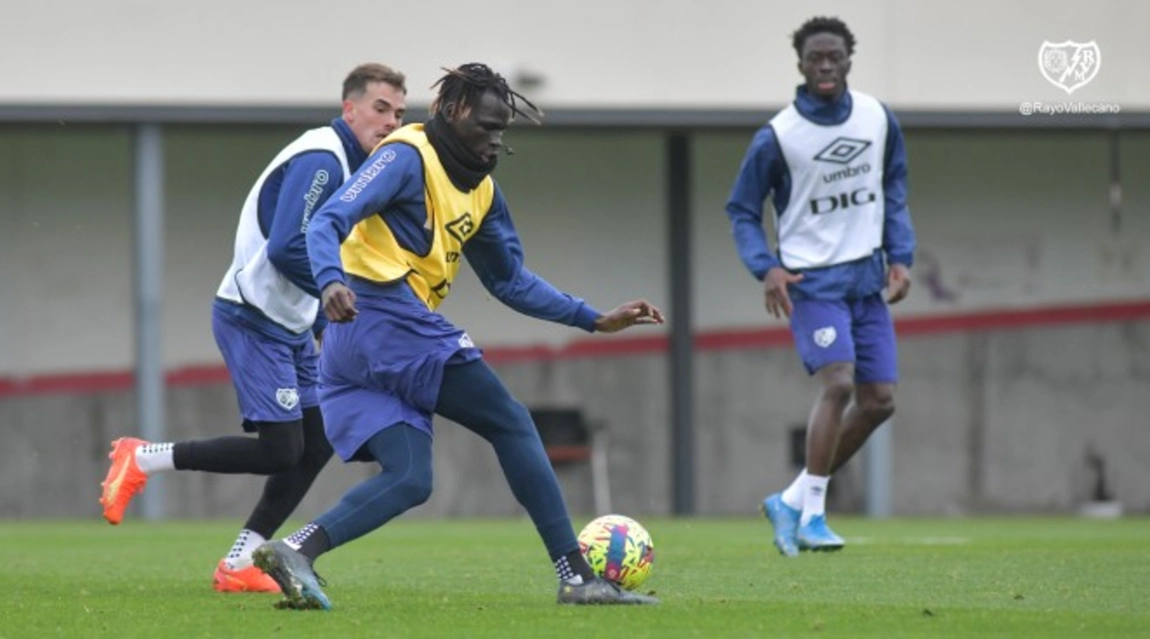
[771, 90, 888, 269]
[216, 127, 351, 333]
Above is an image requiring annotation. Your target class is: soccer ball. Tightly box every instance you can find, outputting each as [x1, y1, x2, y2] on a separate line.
[577, 514, 655, 591]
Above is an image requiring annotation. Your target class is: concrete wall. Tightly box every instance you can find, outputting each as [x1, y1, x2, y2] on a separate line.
[2, 125, 1147, 375]
[1, 120, 1147, 520]
[4, 318, 1147, 520]
[2, 0, 1142, 109]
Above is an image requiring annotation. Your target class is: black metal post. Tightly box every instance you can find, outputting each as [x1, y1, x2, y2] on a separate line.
[667, 132, 695, 515]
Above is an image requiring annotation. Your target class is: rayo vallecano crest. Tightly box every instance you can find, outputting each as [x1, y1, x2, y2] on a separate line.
[813, 327, 837, 348]
[1038, 41, 1101, 94]
[276, 387, 300, 410]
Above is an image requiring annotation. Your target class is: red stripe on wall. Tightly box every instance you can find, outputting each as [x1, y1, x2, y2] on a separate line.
[2, 299, 1148, 398]
[0, 365, 234, 397]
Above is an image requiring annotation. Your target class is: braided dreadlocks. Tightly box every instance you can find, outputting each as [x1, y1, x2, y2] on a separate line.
[430, 63, 543, 124]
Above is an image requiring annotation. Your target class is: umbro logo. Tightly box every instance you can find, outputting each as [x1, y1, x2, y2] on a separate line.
[813, 137, 871, 165]
[446, 212, 475, 243]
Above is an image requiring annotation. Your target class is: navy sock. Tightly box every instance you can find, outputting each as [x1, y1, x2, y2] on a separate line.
[555, 550, 595, 582]
[286, 523, 332, 563]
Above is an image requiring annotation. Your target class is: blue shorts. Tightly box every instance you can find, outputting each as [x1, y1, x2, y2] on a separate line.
[789, 294, 898, 384]
[211, 306, 318, 430]
[319, 281, 482, 462]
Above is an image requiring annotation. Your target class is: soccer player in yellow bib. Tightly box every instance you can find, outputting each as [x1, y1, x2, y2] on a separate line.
[253, 63, 664, 609]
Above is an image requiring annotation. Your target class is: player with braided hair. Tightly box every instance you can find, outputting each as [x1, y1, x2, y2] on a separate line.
[431, 62, 543, 124]
[253, 63, 663, 609]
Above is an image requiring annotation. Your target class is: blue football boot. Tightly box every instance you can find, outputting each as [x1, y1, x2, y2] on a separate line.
[253, 541, 332, 610]
[761, 493, 801, 557]
[796, 514, 845, 552]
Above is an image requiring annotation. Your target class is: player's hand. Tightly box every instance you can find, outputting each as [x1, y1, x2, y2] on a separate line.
[322, 282, 358, 322]
[764, 266, 803, 319]
[886, 263, 912, 304]
[594, 299, 665, 333]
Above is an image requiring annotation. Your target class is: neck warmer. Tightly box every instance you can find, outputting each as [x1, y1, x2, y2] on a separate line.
[423, 113, 497, 191]
[794, 84, 852, 126]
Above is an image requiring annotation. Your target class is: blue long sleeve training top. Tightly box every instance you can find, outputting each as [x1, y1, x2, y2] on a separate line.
[725, 86, 916, 300]
[306, 143, 601, 331]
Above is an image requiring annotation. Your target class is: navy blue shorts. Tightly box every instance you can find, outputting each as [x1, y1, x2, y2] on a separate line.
[789, 294, 898, 384]
[211, 306, 318, 430]
[318, 282, 482, 461]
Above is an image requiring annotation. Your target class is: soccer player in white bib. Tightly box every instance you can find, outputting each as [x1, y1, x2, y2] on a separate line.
[725, 17, 916, 555]
[99, 64, 408, 591]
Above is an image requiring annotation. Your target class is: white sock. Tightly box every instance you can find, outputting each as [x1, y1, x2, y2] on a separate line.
[800, 475, 830, 525]
[224, 529, 267, 570]
[780, 469, 808, 511]
[135, 442, 175, 475]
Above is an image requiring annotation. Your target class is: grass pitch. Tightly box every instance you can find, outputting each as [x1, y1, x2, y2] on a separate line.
[1, 516, 1146, 638]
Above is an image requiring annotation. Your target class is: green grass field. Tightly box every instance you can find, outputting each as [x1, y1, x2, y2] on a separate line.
[2, 517, 1146, 638]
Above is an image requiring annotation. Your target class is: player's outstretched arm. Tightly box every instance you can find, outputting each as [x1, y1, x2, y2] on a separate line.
[592, 300, 665, 334]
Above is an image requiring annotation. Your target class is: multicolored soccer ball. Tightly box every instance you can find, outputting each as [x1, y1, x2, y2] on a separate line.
[577, 514, 655, 591]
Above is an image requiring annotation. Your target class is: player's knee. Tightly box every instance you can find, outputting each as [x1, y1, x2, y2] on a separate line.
[860, 390, 896, 423]
[299, 438, 334, 471]
[508, 400, 534, 431]
[821, 377, 855, 406]
[258, 424, 305, 471]
[817, 363, 855, 403]
[490, 400, 536, 440]
[300, 407, 334, 470]
[298, 446, 332, 473]
[263, 444, 304, 472]
[395, 469, 433, 507]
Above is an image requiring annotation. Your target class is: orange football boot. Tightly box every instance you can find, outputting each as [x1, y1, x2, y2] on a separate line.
[213, 560, 282, 593]
[99, 437, 149, 525]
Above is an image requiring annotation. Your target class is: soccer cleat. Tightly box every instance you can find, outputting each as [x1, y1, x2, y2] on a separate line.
[557, 576, 660, 605]
[761, 493, 801, 557]
[796, 514, 845, 552]
[213, 560, 282, 593]
[253, 541, 331, 610]
[99, 437, 149, 525]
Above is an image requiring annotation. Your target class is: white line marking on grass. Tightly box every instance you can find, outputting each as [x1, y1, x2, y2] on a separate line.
[848, 536, 971, 545]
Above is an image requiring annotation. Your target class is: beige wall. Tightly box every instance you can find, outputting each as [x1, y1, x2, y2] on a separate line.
[1, 1, 1142, 110]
